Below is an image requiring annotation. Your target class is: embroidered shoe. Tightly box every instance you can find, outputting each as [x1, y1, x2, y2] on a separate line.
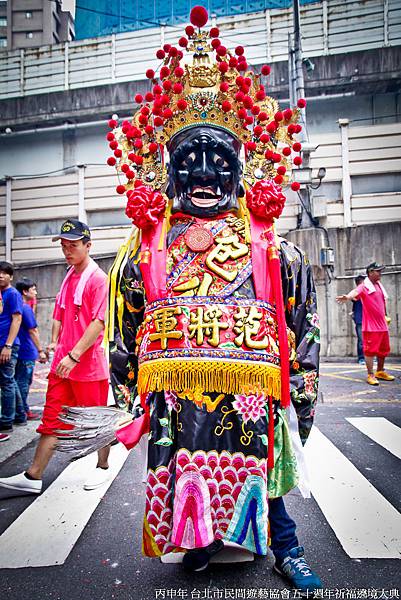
[367, 374, 379, 386]
[182, 539, 224, 572]
[375, 371, 395, 381]
[274, 546, 322, 594]
[0, 472, 42, 495]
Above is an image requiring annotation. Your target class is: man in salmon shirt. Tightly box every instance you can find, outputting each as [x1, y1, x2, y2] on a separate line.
[336, 262, 394, 386]
[0, 219, 111, 494]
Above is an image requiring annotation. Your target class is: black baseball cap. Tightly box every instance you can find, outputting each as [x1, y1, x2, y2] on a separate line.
[52, 219, 91, 242]
[366, 262, 385, 273]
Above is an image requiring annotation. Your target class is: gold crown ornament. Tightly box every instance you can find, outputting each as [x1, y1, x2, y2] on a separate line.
[106, 5, 306, 200]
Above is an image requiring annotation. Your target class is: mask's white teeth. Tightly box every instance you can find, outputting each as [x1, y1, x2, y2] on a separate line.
[216, 185, 221, 195]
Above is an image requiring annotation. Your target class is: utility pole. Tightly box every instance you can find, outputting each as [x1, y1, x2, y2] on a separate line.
[289, 0, 316, 228]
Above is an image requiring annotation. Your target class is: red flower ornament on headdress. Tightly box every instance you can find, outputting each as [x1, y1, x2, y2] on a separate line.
[125, 183, 166, 230]
[245, 179, 286, 222]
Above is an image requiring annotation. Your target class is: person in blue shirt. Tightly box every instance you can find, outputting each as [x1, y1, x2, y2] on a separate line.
[352, 275, 365, 364]
[15, 279, 48, 423]
[0, 261, 23, 432]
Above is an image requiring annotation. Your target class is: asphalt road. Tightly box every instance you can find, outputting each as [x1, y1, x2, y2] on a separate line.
[0, 361, 400, 600]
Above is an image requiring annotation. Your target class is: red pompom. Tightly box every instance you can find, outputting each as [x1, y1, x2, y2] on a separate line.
[297, 98, 307, 108]
[251, 105, 260, 115]
[258, 112, 268, 122]
[108, 119, 117, 128]
[163, 44, 171, 52]
[218, 61, 229, 73]
[146, 69, 155, 80]
[291, 182, 300, 191]
[125, 184, 166, 230]
[134, 94, 143, 104]
[237, 54, 246, 63]
[254, 125, 263, 137]
[116, 185, 126, 195]
[210, 27, 219, 38]
[145, 125, 154, 135]
[294, 156, 302, 166]
[283, 108, 293, 120]
[246, 180, 286, 221]
[173, 82, 183, 94]
[126, 170, 135, 180]
[237, 61, 248, 72]
[246, 141, 257, 152]
[109, 141, 118, 150]
[260, 133, 270, 144]
[128, 152, 136, 162]
[229, 57, 238, 68]
[153, 85, 162, 95]
[154, 116, 164, 127]
[295, 124, 302, 133]
[160, 66, 170, 79]
[177, 99, 188, 110]
[148, 142, 158, 153]
[245, 115, 254, 125]
[235, 45, 245, 56]
[256, 90, 266, 101]
[114, 149, 122, 158]
[156, 49, 165, 59]
[220, 82, 229, 92]
[266, 121, 277, 134]
[292, 142, 302, 152]
[216, 45, 227, 56]
[169, 46, 178, 57]
[107, 157, 116, 166]
[161, 94, 170, 105]
[121, 163, 129, 173]
[162, 80, 172, 91]
[134, 139, 143, 149]
[185, 25, 195, 37]
[261, 65, 271, 76]
[237, 108, 247, 119]
[211, 38, 221, 49]
[287, 124, 296, 135]
[272, 153, 281, 163]
[265, 149, 273, 160]
[106, 132, 114, 141]
[274, 111, 283, 122]
[277, 165, 286, 175]
[145, 92, 154, 102]
[138, 114, 148, 125]
[175, 66, 184, 77]
[162, 108, 173, 119]
[243, 96, 253, 109]
[190, 5, 208, 28]
[235, 91, 245, 102]
[282, 146, 292, 156]
[178, 37, 188, 48]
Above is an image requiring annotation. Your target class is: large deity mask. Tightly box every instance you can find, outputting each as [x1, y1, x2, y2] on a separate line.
[166, 126, 244, 217]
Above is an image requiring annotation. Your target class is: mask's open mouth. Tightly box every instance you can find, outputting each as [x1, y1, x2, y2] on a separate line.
[189, 186, 222, 207]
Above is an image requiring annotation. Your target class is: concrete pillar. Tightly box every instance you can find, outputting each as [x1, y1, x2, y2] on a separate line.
[339, 118, 352, 228]
[62, 126, 76, 169]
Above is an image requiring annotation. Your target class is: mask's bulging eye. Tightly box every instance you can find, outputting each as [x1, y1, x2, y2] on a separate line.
[212, 152, 229, 169]
[181, 152, 196, 168]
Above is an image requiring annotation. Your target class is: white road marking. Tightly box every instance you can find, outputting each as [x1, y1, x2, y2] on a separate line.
[347, 417, 401, 460]
[305, 427, 401, 559]
[0, 444, 129, 568]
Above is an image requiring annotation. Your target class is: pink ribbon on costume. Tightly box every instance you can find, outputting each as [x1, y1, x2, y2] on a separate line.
[58, 257, 99, 308]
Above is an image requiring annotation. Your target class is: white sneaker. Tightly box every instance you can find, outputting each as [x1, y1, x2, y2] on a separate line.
[83, 467, 110, 491]
[0, 472, 42, 495]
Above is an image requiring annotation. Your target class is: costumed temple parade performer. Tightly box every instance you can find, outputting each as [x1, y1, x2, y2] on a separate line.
[56, 7, 322, 592]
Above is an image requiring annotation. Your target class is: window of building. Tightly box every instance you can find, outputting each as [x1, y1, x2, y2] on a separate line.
[26, 32, 34, 39]
[26, 12, 33, 19]
[0, 37, 6, 47]
[0, 17, 7, 26]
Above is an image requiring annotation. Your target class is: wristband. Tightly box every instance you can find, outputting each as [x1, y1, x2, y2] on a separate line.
[68, 352, 80, 364]
[4, 344, 12, 349]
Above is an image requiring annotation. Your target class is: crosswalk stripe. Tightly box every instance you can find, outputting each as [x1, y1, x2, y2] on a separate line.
[0, 444, 129, 568]
[346, 417, 401, 460]
[305, 427, 401, 559]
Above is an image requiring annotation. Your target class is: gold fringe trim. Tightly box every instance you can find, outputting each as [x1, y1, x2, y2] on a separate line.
[138, 359, 281, 399]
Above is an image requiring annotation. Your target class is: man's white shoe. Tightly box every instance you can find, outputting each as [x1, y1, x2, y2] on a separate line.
[0, 472, 42, 495]
[83, 467, 110, 491]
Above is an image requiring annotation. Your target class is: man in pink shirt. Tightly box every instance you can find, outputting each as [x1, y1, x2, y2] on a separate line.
[0, 219, 111, 494]
[336, 262, 394, 386]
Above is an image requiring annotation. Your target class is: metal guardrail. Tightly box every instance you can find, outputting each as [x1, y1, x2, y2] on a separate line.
[0, 0, 400, 99]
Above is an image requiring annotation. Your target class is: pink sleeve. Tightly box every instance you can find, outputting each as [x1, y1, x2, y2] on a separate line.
[53, 293, 62, 320]
[89, 275, 108, 322]
[355, 283, 365, 300]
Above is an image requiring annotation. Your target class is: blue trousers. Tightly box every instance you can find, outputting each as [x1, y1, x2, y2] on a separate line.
[15, 359, 36, 421]
[355, 323, 364, 360]
[269, 496, 299, 561]
[0, 345, 24, 426]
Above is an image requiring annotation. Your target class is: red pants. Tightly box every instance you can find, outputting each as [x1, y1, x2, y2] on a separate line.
[363, 331, 390, 358]
[37, 374, 108, 436]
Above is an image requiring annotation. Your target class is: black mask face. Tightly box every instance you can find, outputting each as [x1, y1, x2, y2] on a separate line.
[166, 126, 244, 218]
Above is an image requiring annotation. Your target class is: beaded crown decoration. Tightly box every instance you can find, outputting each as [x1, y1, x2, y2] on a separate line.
[106, 6, 305, 197]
